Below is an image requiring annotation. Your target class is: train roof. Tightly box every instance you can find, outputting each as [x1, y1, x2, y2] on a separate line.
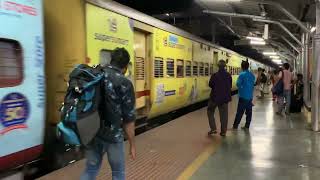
[87, 0, 256, 62]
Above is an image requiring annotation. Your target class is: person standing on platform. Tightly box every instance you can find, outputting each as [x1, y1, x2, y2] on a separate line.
[233, 61, 255, 130]
[276, 63, 293, 115]
[81, 48, 136, 180]
[207, 60, 232, 137]
[257, 69, 267, 99]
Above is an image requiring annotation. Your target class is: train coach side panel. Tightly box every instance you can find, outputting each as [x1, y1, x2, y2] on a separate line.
[0, 0, 45, 171]
[44, 0, 86, 125]
[148, 29, 193, 118]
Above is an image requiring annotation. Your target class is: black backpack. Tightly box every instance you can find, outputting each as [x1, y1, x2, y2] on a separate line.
[260, 73, 267, 83]
[56, 64, 104, 146]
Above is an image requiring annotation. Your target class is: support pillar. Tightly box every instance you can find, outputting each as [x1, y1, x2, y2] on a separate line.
[304, 28, 311, 107]
[311, 0, 320, 131]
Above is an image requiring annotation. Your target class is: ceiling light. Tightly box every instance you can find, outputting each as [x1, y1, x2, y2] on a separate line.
[272, 59, 282, 64]
[270, 55, 280, 59]
[246, 36, 264, 41]
[311, 26, 316, 33]
[263, 52, 277, 55]
[250, 40, 266, 45]
[165, 13, 170, 16]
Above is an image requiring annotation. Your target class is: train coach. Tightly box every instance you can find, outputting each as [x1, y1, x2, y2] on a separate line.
[0, 0, 267, 177]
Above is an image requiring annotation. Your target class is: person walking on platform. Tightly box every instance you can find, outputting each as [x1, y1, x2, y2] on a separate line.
[81, 48, 136, 180]
[257, 69, 267, 99]
[207, 60, 232, 137]
[233, 61, 255, 130]
[276, 63, 293, 115]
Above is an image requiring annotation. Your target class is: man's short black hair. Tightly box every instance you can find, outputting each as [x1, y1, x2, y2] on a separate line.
[241, 61, 249, 70]
[110, 48, 130, 69]
[283, 63, 290, 70]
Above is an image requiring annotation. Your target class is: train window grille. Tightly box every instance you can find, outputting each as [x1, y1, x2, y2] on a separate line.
[193, 62, 198, 76]
[210, 64, 214, 75]
[204, 63, 209, 76]
[135, 57, 145, 80]
[0, 39, 23, 88]
[177, 59, 184, 78]
[199, 62, 204, 76]
[154, 58, 164, 78]
[166, 59, 175, 77]
[186, 61, 191, 77]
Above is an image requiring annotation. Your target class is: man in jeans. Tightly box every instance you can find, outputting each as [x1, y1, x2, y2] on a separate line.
[276, 63, 293, 115]
[81, 48, 136, 180]
[207, 60, 232, 137]
[233, 61, 255, 130]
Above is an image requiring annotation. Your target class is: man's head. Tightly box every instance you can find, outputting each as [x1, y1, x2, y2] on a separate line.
[283, 63, 290, 70]
[258, 67, 262, 72]
[110, 48, 130, 74]
[241, 61, 249, 70]
[262, 69, 265, 73]
[218, 60, 226, 69]
[297, 73, 303, 80]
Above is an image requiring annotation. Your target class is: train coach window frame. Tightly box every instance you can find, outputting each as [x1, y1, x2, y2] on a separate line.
[99, 49, 112, 66]
[0, 39, 23, 88]
[177, 59, 184, 78]
[154, 58, 164, 78]
[193, 62, 198, 76]
[166, 58, 175, 78]
[199, 62, 204, 76]
[204, 63, 209, 76]
[186, 61, 192, 77]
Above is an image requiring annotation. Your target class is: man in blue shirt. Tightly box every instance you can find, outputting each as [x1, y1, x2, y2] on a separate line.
[233, 61, 255, 130]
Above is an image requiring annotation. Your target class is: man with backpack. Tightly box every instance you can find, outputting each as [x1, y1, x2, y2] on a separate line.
[81, 48, 136, 180]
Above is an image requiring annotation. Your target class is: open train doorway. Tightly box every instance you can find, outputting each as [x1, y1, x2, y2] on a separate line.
[134, 30, 150, 118]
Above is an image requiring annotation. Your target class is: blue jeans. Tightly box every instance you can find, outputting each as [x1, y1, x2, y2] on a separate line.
[81, 138, 125, 180]
[233, 98, 253, 128]
[278, 90, 291, 114]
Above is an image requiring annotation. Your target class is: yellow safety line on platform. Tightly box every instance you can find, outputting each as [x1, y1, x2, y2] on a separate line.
[176, 139, 221, 180]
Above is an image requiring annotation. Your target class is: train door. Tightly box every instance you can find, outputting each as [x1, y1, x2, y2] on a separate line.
[134, 30, 148, 110]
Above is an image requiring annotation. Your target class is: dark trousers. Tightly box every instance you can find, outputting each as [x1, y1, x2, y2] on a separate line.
[207, 99, 228, 133]
[233, 98, 253, 128]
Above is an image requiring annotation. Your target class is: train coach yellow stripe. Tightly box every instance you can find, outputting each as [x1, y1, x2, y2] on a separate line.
[176, 139, 221, 180]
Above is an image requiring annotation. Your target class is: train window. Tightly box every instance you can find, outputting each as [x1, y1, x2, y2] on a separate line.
[193, 62, 198, 76]
[210, 64, 214, 75]
[186, 61, 191, 77]
[166, 59, 175, 77]
[154, 58, 164, 78]
[199, 62, 204, 76]
[100, 49, 112, 65]
[135, 57, 145, 80]
[177, 59, 184, 78]
[0, 39, 23, 88]
[204, 63, 209, 76]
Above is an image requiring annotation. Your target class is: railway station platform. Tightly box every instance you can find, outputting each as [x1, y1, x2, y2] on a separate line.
[38, 93, 319, 180]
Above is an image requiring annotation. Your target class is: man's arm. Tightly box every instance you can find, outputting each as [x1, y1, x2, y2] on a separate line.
[121, 81, 136, 160]
[209, 74, 215, 88]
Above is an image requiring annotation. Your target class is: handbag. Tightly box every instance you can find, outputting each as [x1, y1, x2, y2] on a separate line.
[271, 71, 284, 96]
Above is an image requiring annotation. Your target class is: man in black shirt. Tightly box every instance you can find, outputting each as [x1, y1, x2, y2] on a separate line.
[81, 48, 136, 180]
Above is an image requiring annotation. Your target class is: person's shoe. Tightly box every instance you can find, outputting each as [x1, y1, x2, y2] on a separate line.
[276, 111, 282, 116]
[208, 130, 217, 135]
[220, 132, 226, 137]
[232, 126, 238, 130]
[241, 126, 249, 130]
[285, 112, 290, 116]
